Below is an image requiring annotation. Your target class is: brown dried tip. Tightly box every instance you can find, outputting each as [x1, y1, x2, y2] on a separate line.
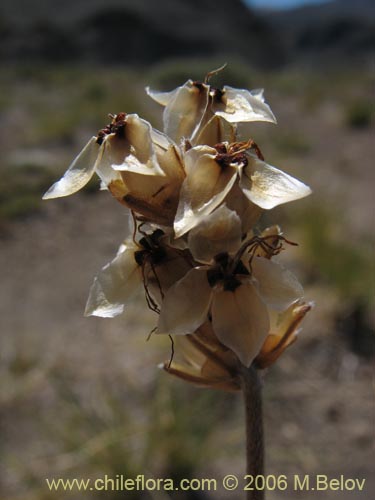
[96, 112, 127, 144]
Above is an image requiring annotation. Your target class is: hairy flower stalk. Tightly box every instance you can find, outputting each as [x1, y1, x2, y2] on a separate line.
[43, 67, 312, 499]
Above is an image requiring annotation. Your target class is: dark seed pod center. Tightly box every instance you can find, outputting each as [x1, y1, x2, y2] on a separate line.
[96, 112, 127, 144]
[135, 229, 167, 266]
[207, 252, 248, 291]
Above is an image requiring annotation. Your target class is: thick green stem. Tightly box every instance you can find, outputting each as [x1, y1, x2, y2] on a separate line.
[240, 365, 264, 500]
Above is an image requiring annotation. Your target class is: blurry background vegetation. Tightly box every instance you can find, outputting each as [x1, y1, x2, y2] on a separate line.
[0, 0, 374, 499]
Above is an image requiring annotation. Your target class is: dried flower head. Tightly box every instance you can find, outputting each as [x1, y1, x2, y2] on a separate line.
[43, 67, 312, 388]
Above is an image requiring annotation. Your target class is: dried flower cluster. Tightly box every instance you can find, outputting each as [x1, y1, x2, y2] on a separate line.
[44, 69, 312, 391]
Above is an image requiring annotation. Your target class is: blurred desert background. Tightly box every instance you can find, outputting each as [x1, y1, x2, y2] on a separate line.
[0, 0, 374, 499]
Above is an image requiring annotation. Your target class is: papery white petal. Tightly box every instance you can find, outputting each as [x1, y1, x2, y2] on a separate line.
[146, 86, 178, 106]
[183, 145, 217, 172]
[268, 300, 311, 337]
[151, 127, 176, 152]
[157, 268, 212, 335]
[251, 88, 265, 100]
[110, 172, 179, 226]
[188, 205, 242, 263]
[112, 155, 161, 176]
[112, 128, 183, 224]
[171, 333, 238, 388]
[94, 136, 124, 186]
[240, 157, 312, 209]
[155, 143, 184, 181]
[112, 114, 165, 176]
[146, 249, 192, 301]
[174, 335, 208, 370]
[163, 80, 210, 142]
[212, 283, 270, 367]
[225, 182, 263, 233]
[214, 86, 277, 124]
[43, 137, 99, 199]
[174, 147, 237, 237]
[251, 257, 304, 311]
[151, 127, 185, 181]
[193, 115, 236, 147]
[85, 241, 141, 318]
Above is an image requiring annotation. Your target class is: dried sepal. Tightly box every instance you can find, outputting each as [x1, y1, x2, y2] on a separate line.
[158, 233, 306, 367]
[147, 80, 210, 143]
[147, 78, 277, 146]
[42, 137, 100, 199]
[187, 205, 242, 264]
[240, 156, 312, 209]
[85, 230, 192, 318]
[108, 134, 185, 226]
[174, 142, 311, 237]
[213, 86, 277, 124]
[85, 240, 141, 318]
[162, 323, 241, 391]
[193, 115, 236, 147]
[254, 301, 313, 369]
[174, 145, 238, 236]
[43, 113, 167, 201]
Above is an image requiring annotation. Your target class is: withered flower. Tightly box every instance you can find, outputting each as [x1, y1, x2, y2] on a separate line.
[42, 69, 314, 488]
[43, 113, 164, 199]
[44, 68, 312, 376]
[255, 301, 313, 369]
[158, 209, 304, 367]
[146, 79, 276, 145]
[162, 300, 313, 389]
[163, 322, 241, 392]
[174, 141, 311, 237]
[108, 128, 185, 226]
[85, 229, 191, 318]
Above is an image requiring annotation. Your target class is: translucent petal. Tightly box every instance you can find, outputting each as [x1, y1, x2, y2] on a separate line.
[240, 157, 312, 209]
[188, 205, 242, 263]
[157, 268, 212, 335]
[193, 115, 236, 147]
[214, 86, 277, 124]
[85, 241, 141, 318]
[111, 114, 164, 176]
[162, 80, 210, 142]
[251, 257, 304, 311]
[174, 335, 208, 370]
[155, 144, 185, 181]
[250, 88, 265, 101]
[108, 134, 184, 225]
[43, 137, 99, 199]
[174, 147, 237, 237]
[255, 301, 313, 368]
[225, 182, 263, 234]
[268, 301, 312, 337]
[109, 175, 178, 226]
[212, 283, 270, 367]
[145, 249, 192, 302]
[163, 360, 239, 391]
[151, 127, 176, 153]
[146, 86, 178, 106]
[94, 136, 123, 186]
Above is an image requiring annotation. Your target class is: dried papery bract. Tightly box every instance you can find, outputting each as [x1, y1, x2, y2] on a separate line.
[146, 71, 277, 146]
[85, 230, 192, 318]
[173, 141, 311, 237]
[43, 68, 312, 500]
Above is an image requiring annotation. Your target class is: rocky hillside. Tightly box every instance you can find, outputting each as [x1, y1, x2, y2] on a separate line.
[0, 0, 285, 68]
[263, 0, 374, 65]
[0, 0, 372, 67]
